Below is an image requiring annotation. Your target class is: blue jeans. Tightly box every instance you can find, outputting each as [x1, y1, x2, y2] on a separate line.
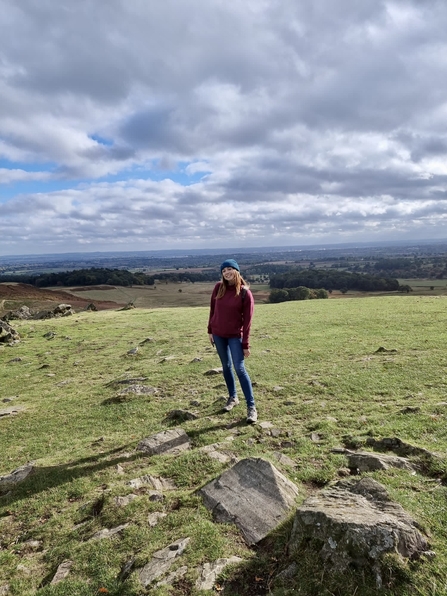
[213, 335, 255, 408]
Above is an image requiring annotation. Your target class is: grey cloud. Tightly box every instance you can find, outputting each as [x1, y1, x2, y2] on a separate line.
[2, 0, 447, 252]
[120, 105, 191, 153]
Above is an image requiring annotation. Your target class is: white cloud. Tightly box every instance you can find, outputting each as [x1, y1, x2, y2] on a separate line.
[0, 169, 52, 184]
[1, 0, 447, 253]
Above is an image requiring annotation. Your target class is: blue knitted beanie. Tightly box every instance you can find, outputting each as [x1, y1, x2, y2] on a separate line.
[220, 259, 240, 273]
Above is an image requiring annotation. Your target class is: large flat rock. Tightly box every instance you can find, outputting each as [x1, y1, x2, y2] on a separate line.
[199, 457, 299, 545]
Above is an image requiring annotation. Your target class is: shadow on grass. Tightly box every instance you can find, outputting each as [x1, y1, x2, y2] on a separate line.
[182, 418, 250, 444]
[0, 443, 140, 506]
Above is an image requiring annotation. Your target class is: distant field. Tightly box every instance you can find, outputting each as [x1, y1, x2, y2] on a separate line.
[398, 278, 447, 296]
[60, 282, 272, 309]
[57, 281, 447, 308]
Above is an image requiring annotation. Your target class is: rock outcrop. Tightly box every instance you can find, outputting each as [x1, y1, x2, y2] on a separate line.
[200, 457, 299, 545]
[0, 320, 20, 343]
[289, 477, 430, 579]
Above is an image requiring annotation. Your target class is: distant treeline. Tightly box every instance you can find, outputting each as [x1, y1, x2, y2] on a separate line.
[269, 268, 400, 292]
[370, 257, 447, 279]
[270, 287, 328, 303]
[0, 268, 220, 287]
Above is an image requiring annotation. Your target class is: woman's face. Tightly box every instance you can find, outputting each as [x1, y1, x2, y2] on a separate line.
[222, 267, 237, 284]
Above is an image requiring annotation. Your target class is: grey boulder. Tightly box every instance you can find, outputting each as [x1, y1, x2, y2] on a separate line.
[199, 457, 299, 545]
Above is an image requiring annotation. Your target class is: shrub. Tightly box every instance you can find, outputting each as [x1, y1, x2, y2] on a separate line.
[269, 289, 290, 303]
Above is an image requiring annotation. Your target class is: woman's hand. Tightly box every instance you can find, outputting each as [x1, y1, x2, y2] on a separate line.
[209, 333, 215, 347]
[243, 348, 250, 358]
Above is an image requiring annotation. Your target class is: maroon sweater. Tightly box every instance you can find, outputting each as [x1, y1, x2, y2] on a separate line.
[207, 282, 254, 349]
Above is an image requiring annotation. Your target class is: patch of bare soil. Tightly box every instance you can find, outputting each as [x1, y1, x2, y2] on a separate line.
[0, 283, 124, 312]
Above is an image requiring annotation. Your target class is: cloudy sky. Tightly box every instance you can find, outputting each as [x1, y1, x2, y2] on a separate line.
[1, 0, 447, 255]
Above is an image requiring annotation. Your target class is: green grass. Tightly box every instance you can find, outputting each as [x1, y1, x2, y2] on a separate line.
[1, 297, 447, 594]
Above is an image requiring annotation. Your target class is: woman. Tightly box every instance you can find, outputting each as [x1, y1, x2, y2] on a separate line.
[207, 259, 258, 423]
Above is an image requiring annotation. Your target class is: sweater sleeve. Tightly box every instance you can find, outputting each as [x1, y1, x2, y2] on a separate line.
[241, 288, 254, 350]
[207, 283, 220, 334]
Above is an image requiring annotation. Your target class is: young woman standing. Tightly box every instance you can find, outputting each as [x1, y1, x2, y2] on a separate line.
[207, 259, 258, 423]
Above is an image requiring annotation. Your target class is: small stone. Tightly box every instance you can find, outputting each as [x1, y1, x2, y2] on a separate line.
[118, 385, 158, 395]
[272, 452, 296, 468]
[16, 564, 31, 575]
[399, 406, 421, 414]
[421, 550, 436, 559]
[115, 494, 138, 507]
[22, 540, 42, 550]
[50, 561, 73, 584]
[159, 355, 176, 363]
[91, 523, 129, 541]
[195, 557, 243, 590]
[165, 409, 198, 421]
[137, 428, 190, 456]
[118, 558, 135, 582]
[281, 441, 294, 448]
[148, 512, 167, 527]
[337, 467, 351, 477]
[128, 475, 176, 491]
[204, 368, 223, 376]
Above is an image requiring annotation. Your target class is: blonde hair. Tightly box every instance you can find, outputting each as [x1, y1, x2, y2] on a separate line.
[216, 270, 249, 299]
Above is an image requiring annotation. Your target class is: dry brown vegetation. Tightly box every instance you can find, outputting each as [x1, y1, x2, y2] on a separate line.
[0, 282, 125, 316]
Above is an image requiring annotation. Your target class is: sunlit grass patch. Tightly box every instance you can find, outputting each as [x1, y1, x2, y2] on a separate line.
[2, 296, 447, 594]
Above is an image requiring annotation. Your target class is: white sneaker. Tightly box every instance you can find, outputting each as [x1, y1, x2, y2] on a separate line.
[223, 396, 239, 411]
[246, 407, 258, 423]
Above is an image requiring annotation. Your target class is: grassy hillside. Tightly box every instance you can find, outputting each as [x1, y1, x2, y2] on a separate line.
[1, 297, 447, 595]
